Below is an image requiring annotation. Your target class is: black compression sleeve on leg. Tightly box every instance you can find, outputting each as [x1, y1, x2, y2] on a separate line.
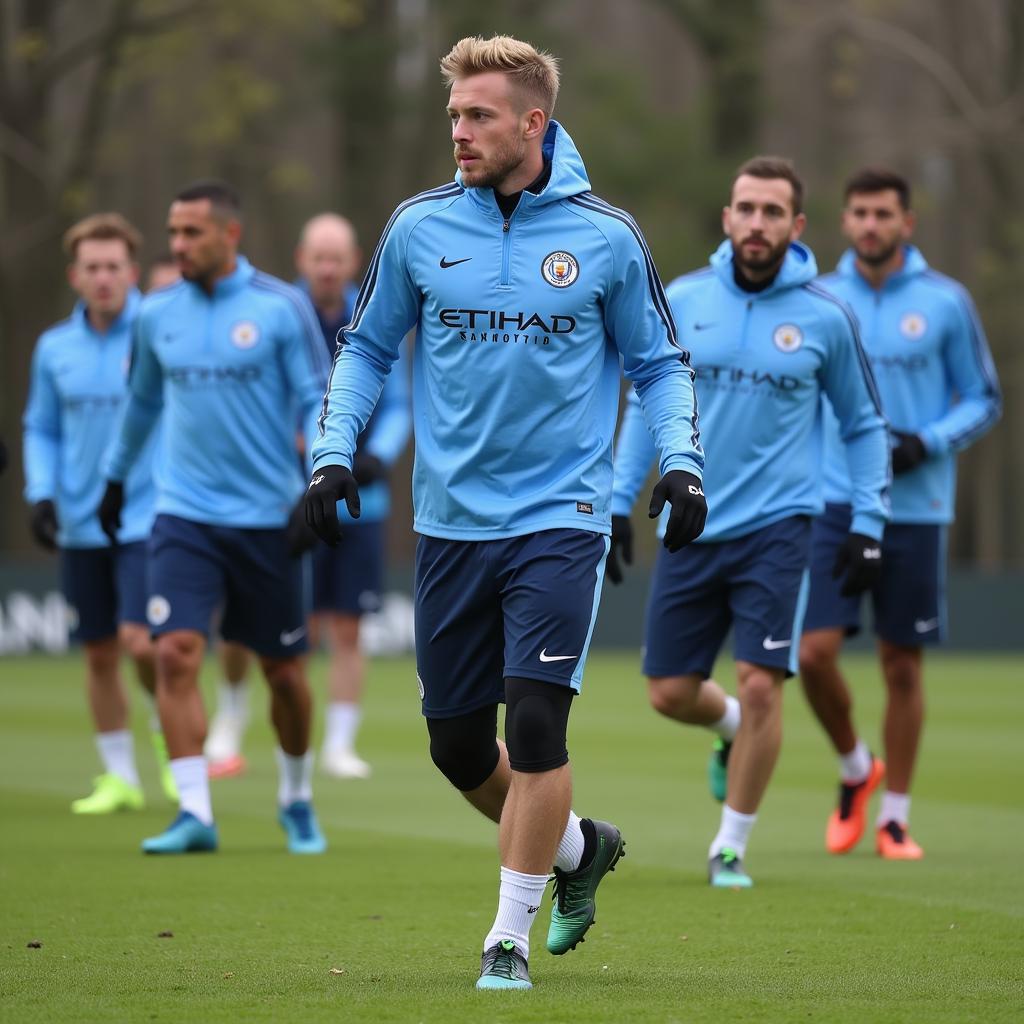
[504, 676, 573, 774]
[426, 703, 500, 792]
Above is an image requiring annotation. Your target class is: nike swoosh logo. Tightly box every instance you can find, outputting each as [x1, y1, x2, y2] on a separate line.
[539, 648, 577, 663]
[279, 627, 307, 646]
[692, 322, 716, 331]
[914, 618, 939, 633]
[762, 636, 791, 650]
[439, 256, 472, 269]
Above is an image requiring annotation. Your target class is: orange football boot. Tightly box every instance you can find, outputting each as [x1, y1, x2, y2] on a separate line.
[825, 756, 885, 854]
[208, 754, 247, 779]
[876, 820, 924, 860]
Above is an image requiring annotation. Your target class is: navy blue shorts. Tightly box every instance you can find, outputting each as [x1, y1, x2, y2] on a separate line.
[643, 516, 811, 679]
[803, 503, 946, 646]
[60, 542, 148, 644]
[311, 520, 384, 616]
[147, 514, 309, 658]
[414, 529, 610, 719]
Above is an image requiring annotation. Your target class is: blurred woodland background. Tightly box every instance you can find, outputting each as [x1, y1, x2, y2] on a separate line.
[1, 0, 1020, 565]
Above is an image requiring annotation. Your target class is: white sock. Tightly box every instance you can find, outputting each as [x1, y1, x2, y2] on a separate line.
[710, 693, 741, 741]
[483, 866, 549, 959]
[276, 748, 314, 807]
[96, 730, 140, 787]
[709, 804, 757, 859]
[325, 702, 361, 751]
[839, 739, 872, 783]
[218, 680, 249, 720]
[877, 791, 910, 827]
[553, 810, 585, 872]
[170, 756, 213, 825]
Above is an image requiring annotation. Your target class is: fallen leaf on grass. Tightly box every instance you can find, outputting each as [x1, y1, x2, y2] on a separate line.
[329, 967, 346, 975]
[223, 972, 234, 979]
[27, 940, 42, 949]
[157, 931, 174, 938]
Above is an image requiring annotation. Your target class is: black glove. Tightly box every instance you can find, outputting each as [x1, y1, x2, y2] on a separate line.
[832, 532, 882, 597]
[304, 464, 361, 547]
[30, 499, 58, 552]
[605, 515, 634, 585]
[97, 481, 124, 545]
[648, 470, 707, 552]
[285, 497, 318, 557]
[352, 451, 387, 486]
[891, 431, 926, 475]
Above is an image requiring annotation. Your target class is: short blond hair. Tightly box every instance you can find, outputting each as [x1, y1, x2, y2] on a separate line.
[440, 35, 560, 118]
[63, 213, 142, 261]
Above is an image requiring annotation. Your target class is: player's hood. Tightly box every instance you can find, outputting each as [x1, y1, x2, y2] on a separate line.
[457, 119, 592, 221]
[709, 238, 818, 298]
[835, 244, 930, 285]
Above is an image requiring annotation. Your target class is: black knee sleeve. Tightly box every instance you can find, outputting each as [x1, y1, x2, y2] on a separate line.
[426, 703, 500, 792]
[504, 676, 573, 773]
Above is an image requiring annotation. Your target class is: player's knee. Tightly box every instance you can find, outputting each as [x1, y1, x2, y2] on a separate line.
[261, 656, 304, 694]
[738, 672, 779, 718]
[118, 625, 152, 665]
[427, 704, 500, 791]
[504, 677, 572, 774]
[798, 635, 837, 678]
[156, 632, 202, 687]
[84, 637, 119, 675]
[647, 676, 698, 719]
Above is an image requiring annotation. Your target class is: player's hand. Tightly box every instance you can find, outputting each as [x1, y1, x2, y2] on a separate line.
[285, 498, 318, 558]
[648, 470, 707, 552]
[29, 499, 58, 552]
[352, 451, 387, 485]
[304, 464, 360, 547]
[891, 431, 926, 475]
[832, 532, 882, 597]
[605, 515, 633, 585]
[97, 482, 124, 546]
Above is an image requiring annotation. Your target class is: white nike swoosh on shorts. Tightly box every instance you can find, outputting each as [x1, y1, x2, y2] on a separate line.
[539, 648, 578, 663]
[280, 627, 307, 646]
[762, 636, 791, 651]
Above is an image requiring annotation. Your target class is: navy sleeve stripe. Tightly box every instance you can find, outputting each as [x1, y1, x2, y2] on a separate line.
[568, 193, 680, 351]
[803, 283, 885, 416]
[922, 271, 1002, 399]
[251, 274, 331, 385]
[348, 183, 463, 335]
[319, 182, 461, 436]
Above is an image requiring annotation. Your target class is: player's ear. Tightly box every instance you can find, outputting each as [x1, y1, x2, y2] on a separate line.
[790, 211, 807, 241]
[721, 206, 731, 236]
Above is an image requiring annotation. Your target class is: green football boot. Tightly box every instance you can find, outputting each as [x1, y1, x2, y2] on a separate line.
[546, 819, 625, 955]
[476, 940, 532, 990]
[708, 737, 732, 803]
[71, 773, 145, 814]
[151, 732, 178, 803]
[708, 847, 753, 889]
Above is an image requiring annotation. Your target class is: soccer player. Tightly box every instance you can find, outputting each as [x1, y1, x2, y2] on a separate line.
[98, 180, 331, 855]
[305, 35, 706, 989]
[612, 157, 890, 889]
[143, 256, 256, 781]
[798, 168, 1002, 860]
[22, 213, 175, 813]
[203, 213, 412, 779]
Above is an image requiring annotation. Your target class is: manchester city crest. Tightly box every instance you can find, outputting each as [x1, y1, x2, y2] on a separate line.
[773, 323, 804, 352]
[541, 251, 579, 288]
[900, 312, 927, 340]
[231, 320, 261, 349]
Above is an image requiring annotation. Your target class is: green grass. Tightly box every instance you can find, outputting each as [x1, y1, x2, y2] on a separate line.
[1, 651, 1022, 1022]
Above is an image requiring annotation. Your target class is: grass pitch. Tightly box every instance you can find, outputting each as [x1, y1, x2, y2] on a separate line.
[1, 651, 1022, 1023]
